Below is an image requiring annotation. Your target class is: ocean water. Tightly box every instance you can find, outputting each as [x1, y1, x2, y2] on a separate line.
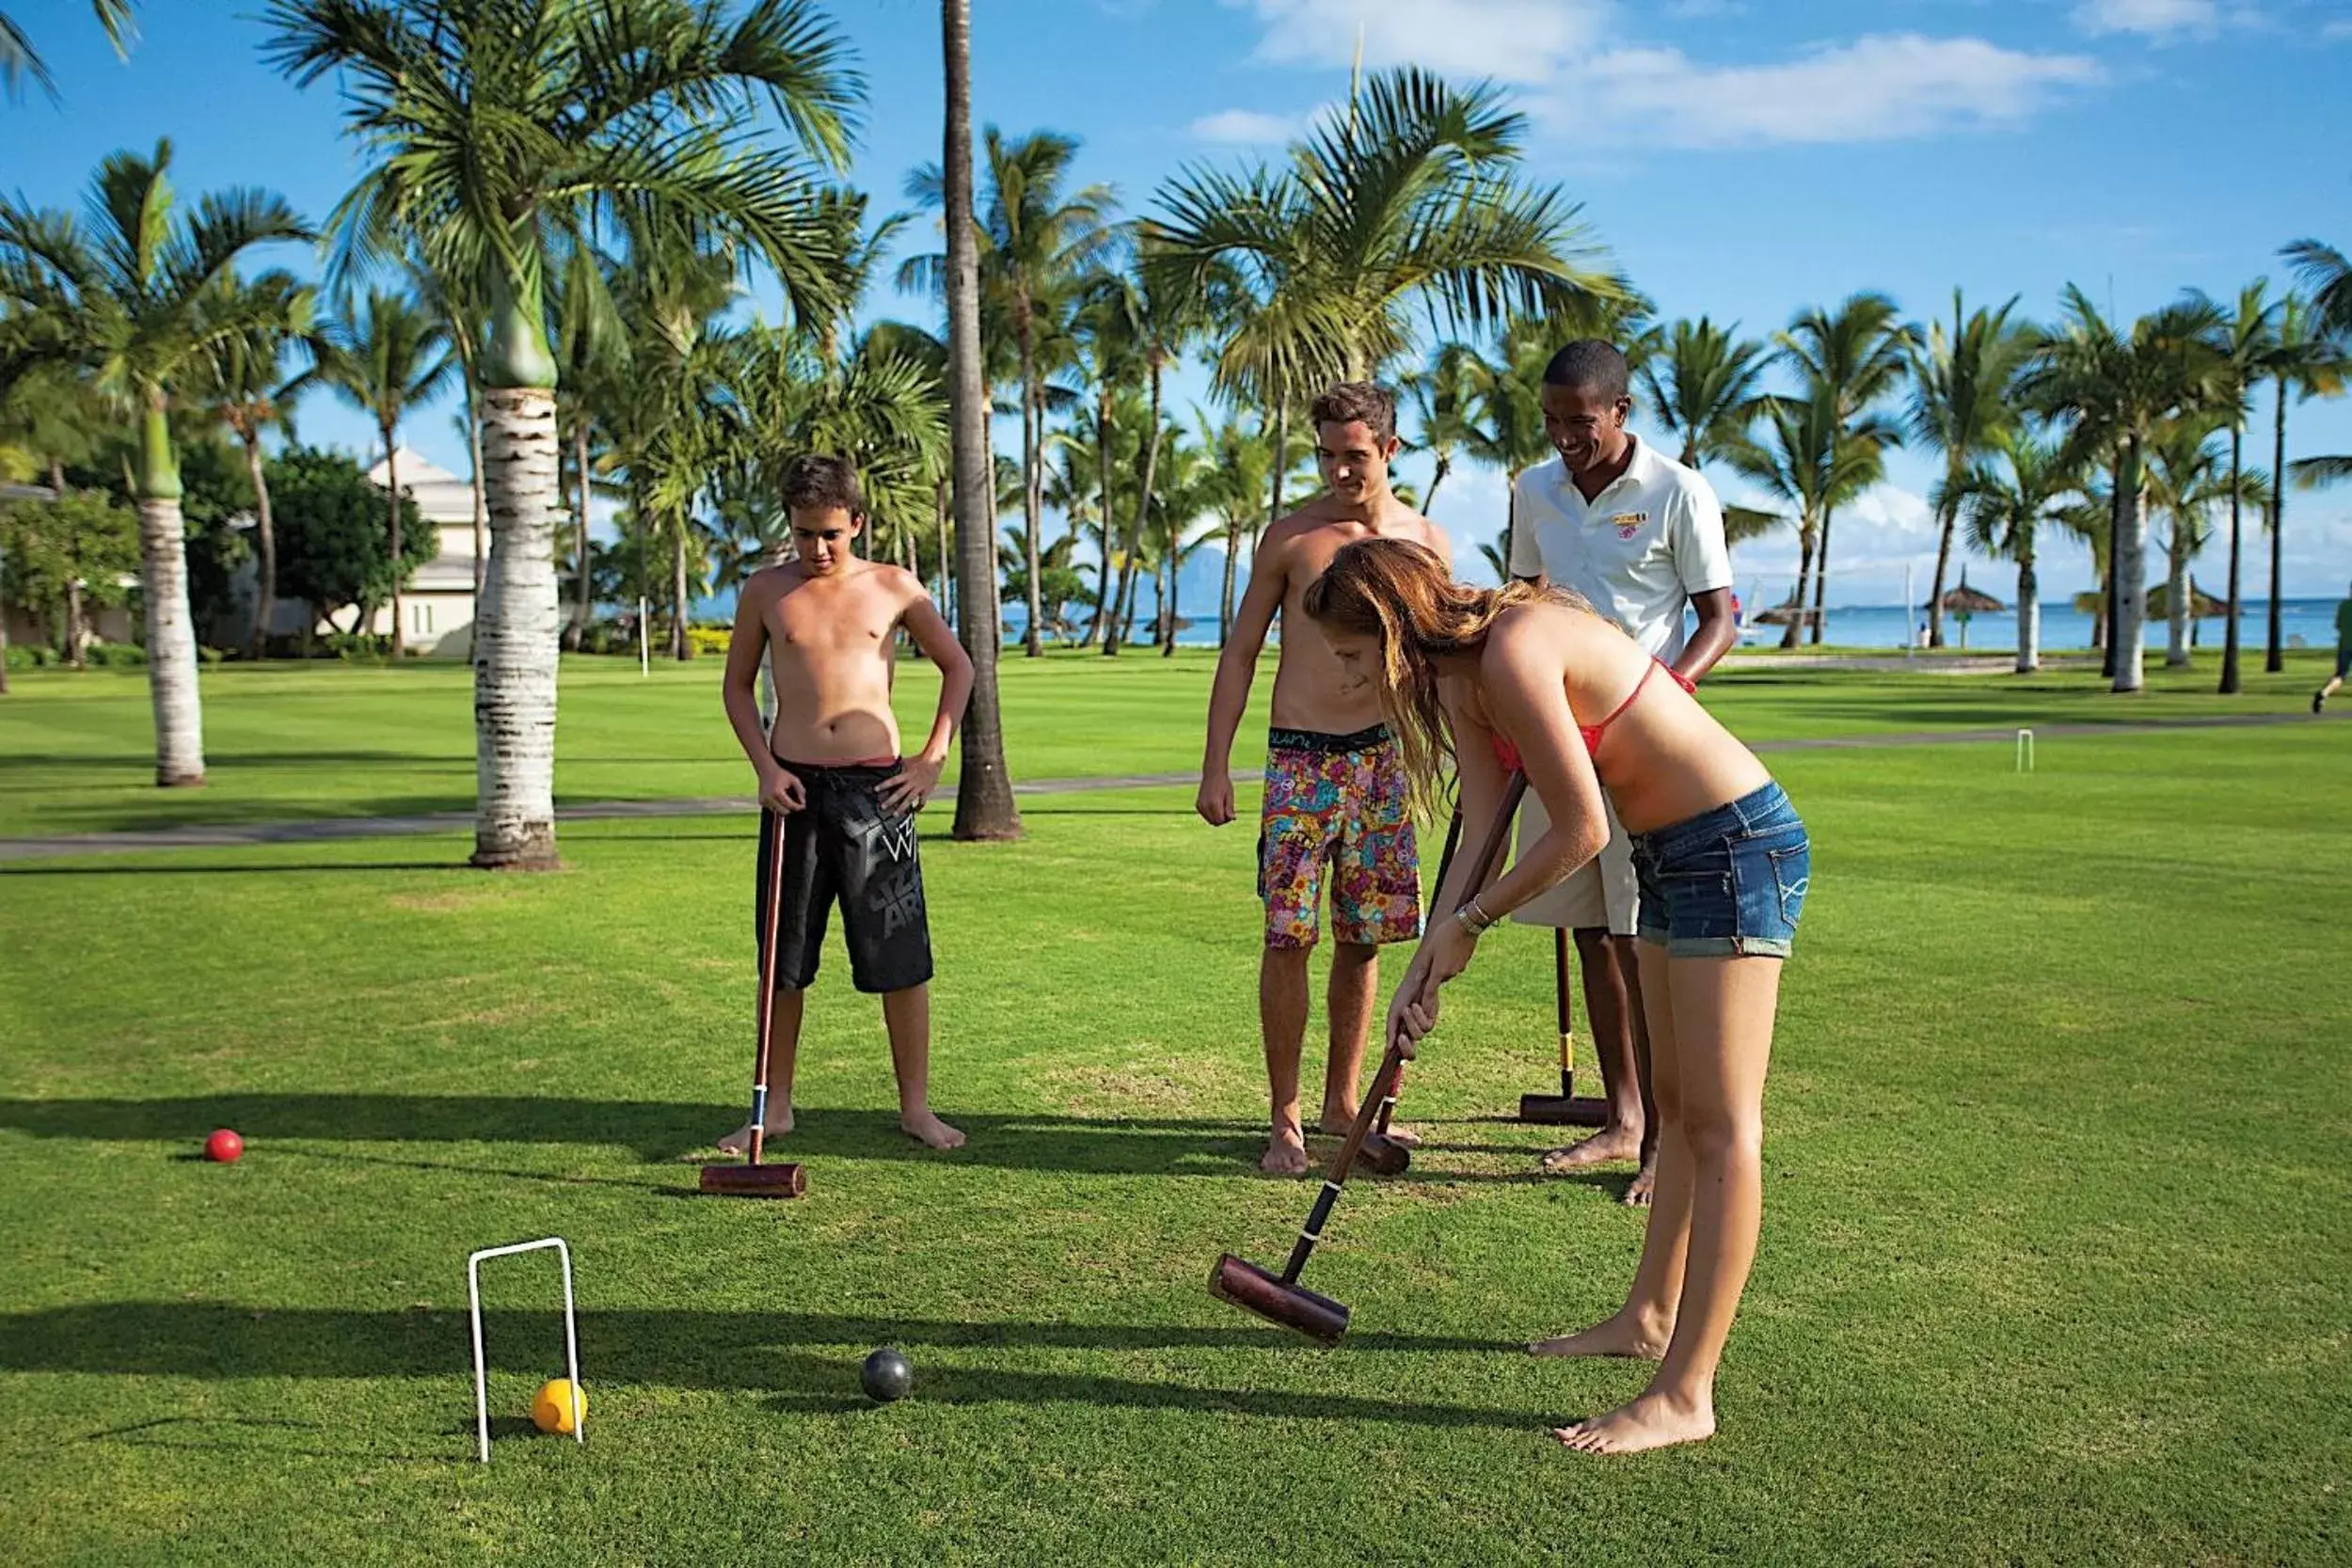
[990, 599, 2345, 653]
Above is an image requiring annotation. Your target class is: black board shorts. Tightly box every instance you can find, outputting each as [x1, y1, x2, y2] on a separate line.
[756, 761, 933, 995]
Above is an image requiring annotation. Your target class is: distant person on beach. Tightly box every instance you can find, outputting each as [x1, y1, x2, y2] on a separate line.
[2317, 580, 2352, 714]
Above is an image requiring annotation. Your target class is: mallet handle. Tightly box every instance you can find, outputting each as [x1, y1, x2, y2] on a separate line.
[1554, 927, 1574, 1097]
[1278, 773, 1527, 1287]
[1378, 802, 1468, 1135]
[747, 811, 789, 1169]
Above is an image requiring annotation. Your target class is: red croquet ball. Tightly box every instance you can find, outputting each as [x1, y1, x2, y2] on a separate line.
[205, 1129, 244, 1164]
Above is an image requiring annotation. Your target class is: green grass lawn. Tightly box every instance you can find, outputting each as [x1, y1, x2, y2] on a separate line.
[2, 693, 2347, 1563]
[0, 645, 2334, 838]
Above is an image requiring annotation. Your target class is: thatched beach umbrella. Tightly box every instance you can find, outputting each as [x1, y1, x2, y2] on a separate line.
[2145, 578, 2227, 619]
[1919, 572, 2004, 650]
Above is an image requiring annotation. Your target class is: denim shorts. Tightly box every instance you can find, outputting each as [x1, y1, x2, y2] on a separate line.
[1631, 783, 1809, 959]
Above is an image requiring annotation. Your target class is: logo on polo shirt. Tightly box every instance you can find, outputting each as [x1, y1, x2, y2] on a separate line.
[1609, 511, 1648, 540]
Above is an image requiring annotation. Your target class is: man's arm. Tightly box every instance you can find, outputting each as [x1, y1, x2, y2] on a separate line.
[1668, 479, 1738, 682]
[721, 575, 802, 813]
[1198, 529, 1287, 826]
[1506, 478, 1546, 588]
[1677, 588, 1738, 682]
[882, 578, 973, 813]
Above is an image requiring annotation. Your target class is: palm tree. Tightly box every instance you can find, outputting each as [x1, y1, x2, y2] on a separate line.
[2143, 416, 2231, 667]
[1907, 291, 2036, 650]
[1198, 409, 1274, 642]
[2264, 261, 2352, 672]
[1103, 243, 1217, 657]
[1732, 389, 1890, 650]
[407, 250, 493, 598]
[907, 130, 1118, 658]
[1404, 346, 1480, 515]
[1447, 320, 1557, 573]
[546, 248, 625, 651]
[310, 288, 455, 657]
[1780, 293, 1911, 644]
[937, 0, 1018, 840]
[1151, 69, 1625, 562]
[2195, 283, 2280, 693]
[1640, 316, 1770, 472]
[0, 140, 309, 784]
[1957, 426, 2078, 673]
[267, 0, 862, 867]
[2, 0, 133, 102]
[2024, 290, 2227, 694]
[193, 271, 312, 656]
[1069, 272, 1143, 648]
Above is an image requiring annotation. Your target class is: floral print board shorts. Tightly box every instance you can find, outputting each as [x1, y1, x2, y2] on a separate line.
[1257, 725, 1422, 951]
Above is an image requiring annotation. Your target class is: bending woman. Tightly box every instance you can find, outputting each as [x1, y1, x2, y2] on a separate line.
[1304, 538, 1809, 1456]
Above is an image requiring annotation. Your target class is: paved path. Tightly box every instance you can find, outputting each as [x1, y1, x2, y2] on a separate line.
[0, 712, 2317, 863]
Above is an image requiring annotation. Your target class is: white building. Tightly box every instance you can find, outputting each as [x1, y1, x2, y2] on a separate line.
[358, 448, 483, 658]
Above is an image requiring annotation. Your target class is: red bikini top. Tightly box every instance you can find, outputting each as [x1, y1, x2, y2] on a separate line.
[1488, 660, 1696, 771]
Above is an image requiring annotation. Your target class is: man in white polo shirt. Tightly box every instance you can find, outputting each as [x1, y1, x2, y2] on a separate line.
[1507, 339, 1739, 1206]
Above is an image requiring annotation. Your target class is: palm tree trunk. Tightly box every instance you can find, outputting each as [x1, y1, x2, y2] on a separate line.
[671, 513, 690, 660]
[1423, 454, 1450, 515]
[384, 430, 405, 657]
[564, 420, 591, 652]
[2103, 466, 2123, 680]
[469, 390, 489, 599]
[942, 0, 1019, 840]
[1128, 358, 1170, 648]
[1088, 384, 1114, 648]
[2220, 420, 2244, 693]
[1266, 403, 1288, 543]
[934, 477, 952, 625]
[1927, 467, 1959, 649]
[2165, 513, 2191, 669]
[472, 383, 564, 869]
[243, 434, 277, 658]
[135, 404, 204, 786]
[1164, 539, 1180, 657]
[1017, 309, 1043, 658]
[2016, 550, 2039, 674]
[1808, 503, 1834, 645]
[2265, 374, 2285, 673]
[2112, 436, 2148, 694]
[1778, 523, 1814, 651]
[1218, 516, 1241, 647]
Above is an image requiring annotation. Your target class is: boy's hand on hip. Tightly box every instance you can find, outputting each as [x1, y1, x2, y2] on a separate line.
[881, 756, 943, 815]
[1196, 772, 1235, 826]
[757, 765, 805, 815]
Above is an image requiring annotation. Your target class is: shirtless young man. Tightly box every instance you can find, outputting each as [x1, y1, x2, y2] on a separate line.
[718, 454, 973, 1152]
[1198, 382, 1454, 1174]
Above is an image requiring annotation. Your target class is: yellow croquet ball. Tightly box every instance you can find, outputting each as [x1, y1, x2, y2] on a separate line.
[531, 1378, 586, 1434]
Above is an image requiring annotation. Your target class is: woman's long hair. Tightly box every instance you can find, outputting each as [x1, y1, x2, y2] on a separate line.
[1302, 538, 1581, 816]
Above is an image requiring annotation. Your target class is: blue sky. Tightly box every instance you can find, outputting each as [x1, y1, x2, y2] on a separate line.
[8, 0, 2352, 602]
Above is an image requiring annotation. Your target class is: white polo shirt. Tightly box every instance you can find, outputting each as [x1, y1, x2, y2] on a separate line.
[1506, 436, 1732, 659]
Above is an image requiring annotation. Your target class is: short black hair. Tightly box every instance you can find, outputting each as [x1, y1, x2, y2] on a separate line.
[783, 453, 864, 517]
[1541, 339, 1629, 403]
[1309, 381, 1398, 445]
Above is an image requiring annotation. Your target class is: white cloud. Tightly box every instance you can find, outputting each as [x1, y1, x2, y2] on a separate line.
[1540, 35, 2105, 149]
[2323, 18, 2352, 39]
[1238, 0, 1613, 85]
[1229, 4, 2104, 149]
[1189, 107, 1306, 144]
[2073, 0, 2221, 38]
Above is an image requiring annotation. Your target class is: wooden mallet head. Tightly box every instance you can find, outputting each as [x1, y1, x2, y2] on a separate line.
[1208, 1253, 1349, 1342]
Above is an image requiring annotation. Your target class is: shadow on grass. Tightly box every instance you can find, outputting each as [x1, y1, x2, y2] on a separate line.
[74, 1414, 463, 1465]
[0, 1095, 1555, 1183]
[3, 1306, 1537, 1430]
[1, 861, 474, 877]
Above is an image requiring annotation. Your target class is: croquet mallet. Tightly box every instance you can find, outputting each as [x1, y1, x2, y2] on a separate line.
[1360, 796, 1469, 1175]
[699, 814, 808, 1198]
[1515, 927, 1609, 1126]
[1209, 772, 1527, 1341]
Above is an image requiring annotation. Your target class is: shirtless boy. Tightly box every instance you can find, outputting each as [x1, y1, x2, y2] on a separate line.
[1198, 383, 1454, 1173]
[718, 454, 974, 1151]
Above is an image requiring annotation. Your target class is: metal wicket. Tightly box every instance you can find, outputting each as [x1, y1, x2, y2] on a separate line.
[467, 1236, 582, 1464]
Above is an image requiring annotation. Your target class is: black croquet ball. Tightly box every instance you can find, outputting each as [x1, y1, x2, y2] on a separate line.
[861, 1347, 913, 1403]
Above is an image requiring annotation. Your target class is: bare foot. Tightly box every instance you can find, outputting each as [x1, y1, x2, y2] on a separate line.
[1261, 1126, 1310, 1175]
[1320, 1106, 1417, 1146]
[1539, 1127, 1641, 1173]
[715, 1108, 793, 1155]
[1551, 1388, 1715, 1455]
[1621, 1159, 1657, 1208]
[900, 1110, 966, 1150]
[1529, 1309, 1671, 1360]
